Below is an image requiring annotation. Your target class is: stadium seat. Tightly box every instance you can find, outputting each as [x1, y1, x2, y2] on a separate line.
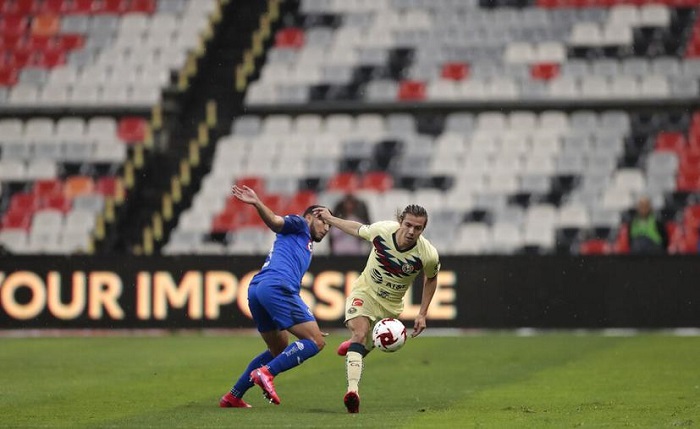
[2, 210, 32, 230]
[31, 14, 60, 37]
[327, 172, 360, 192]
[64, 176, 95, 199]
[117, 117, 148, 143]
[579, 239, 611, 255]
[397, 80, 426, 101]
[275, 28, 305, 49]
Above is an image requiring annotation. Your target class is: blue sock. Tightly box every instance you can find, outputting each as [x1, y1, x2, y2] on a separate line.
[266, 339, 320, 376]
[230, 350, 274, 398]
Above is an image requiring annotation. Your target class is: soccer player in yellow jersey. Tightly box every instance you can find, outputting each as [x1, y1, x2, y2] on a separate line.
[313, 204, 440, 413]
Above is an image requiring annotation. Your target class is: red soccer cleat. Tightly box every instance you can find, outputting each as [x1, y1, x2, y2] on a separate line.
[219, 392, 251, 408]
[337, 340, 351, 356]
[250, 366, 281, 405]
[344, 391, 360, 413]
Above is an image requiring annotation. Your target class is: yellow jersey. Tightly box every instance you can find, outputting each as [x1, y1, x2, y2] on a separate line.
[354, 221, 440, 313]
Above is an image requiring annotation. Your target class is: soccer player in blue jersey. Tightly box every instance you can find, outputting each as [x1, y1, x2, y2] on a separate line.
[219, 185, 331, 408]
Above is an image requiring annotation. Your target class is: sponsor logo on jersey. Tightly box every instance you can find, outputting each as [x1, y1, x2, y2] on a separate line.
[372, 236, 423, 278]
[307, 240, 313, 252]
[352, 298, 364, 307]
[348, 307, 357, 314]
[385, 281, 405, 291]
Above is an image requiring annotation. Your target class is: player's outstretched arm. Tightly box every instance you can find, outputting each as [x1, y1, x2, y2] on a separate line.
[232, 185, 285, 232]
[312, 207, 364, 237]
[412, 273, 438, 338]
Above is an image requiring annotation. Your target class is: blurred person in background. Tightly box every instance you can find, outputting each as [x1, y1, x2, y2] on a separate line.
[627, 196, 668, 254]
[329, 193, 371, 255]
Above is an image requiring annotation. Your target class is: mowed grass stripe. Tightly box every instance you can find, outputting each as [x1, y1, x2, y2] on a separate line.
[406, 335, 700, 428]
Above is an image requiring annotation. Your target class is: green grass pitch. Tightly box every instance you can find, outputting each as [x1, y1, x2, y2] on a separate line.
[1, 332, 699, 428]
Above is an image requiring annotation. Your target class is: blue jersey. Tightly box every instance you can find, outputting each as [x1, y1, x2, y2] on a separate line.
[253, 215, 313, 292]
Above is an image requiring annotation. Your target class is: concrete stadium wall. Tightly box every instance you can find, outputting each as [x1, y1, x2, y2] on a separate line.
[0, 256, 698, 329]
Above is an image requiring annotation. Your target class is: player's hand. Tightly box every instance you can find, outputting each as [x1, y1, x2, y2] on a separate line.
[312, 207, 332, 220]
[231, 185, 259, 205]
[412, 314, 427, 338]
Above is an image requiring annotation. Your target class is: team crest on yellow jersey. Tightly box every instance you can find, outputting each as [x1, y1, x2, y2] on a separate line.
[372, 236, 423, 277]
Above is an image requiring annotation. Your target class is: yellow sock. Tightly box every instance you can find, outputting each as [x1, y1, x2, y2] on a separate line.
[346, 351, 364, 393]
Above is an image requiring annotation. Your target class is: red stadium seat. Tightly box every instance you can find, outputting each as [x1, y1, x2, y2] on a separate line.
[2, 210, 31, 230]
[117, 117, 148, 143]
[94, 0, 128, 14]
[211, 212, 237, 233]
[530, 63, 560, 81]
[260, 194, 286, 213]
[0, 65, 17, 86]
[327, 172, 360, 192]
[9, 192, 39, 214]
[55, 33, 84, 51]
[579, 239, 611, 255]
[691, 111, 700, 129]
[655, 132, 686, 153]
[237, 213, 266, 228]
[9, 47, 33, 68]
[43, 194, 72, 212]
[283, 191, 317, 214]
[33, 179, 63, 199]
[2, 0, 40, 15]
[679, 149, 700, 168]
[360, 171, 393, 192]
[676, 174, 700, 192]
[24, 35, 52, 50]
[213, 204, 261, 232]
[397, 80, 426, 101]
[669, 228, 699, 254]
[66, 0, 96, 14]
[127, 0, 157, 14]
[37, 0, 69, 13]
[235, 176, 265, 192]
[612, 225, 629, 254]
[275, 28, 304, 48]
[441, 62, 469, 81]
[96, 176, 125, 201]
[0, 34, 22, 49]
[688, 127, 700, 149]
[293, 190, 317, 207]
[34, 48, 66, 68]
[0, 14, 28, 39]
[683, 205, 700, 228]
[665, 221, 679, 249]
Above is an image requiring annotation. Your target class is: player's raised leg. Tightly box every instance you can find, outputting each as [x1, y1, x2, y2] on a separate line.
[344, 316, 371, 413]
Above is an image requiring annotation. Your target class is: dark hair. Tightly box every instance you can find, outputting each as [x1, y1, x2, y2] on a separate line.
[303, 205, 331, 217]
[397, 204, 428, 225]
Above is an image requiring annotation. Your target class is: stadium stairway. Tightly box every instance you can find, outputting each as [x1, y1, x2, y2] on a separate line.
[121, 0, 281, 254]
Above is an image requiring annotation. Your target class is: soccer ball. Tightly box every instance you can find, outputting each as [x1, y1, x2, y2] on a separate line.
[372, 318, 407, 353]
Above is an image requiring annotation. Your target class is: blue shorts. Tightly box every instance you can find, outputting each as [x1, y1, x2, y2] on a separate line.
[247, 279, 315, 332]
